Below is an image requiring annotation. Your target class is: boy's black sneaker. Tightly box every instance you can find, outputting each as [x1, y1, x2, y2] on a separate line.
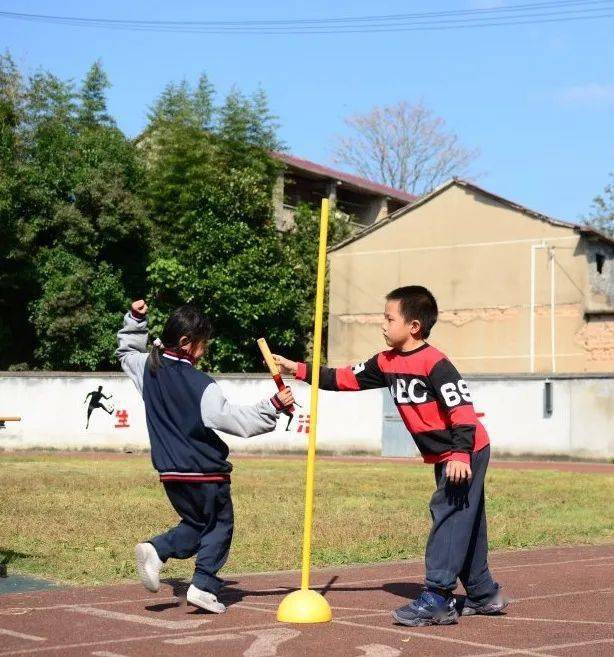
[392, 589, 458, 627]
[461, 588, 509, 616]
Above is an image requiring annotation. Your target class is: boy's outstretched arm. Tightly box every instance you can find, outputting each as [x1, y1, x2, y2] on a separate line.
[430, 358, 477, 483]
[201, 384, 295, 438]
[116, 299, 149, 396]
[273, 354, 386, 391]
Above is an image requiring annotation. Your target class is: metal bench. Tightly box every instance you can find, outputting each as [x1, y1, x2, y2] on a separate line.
[0, 416, 21, 429]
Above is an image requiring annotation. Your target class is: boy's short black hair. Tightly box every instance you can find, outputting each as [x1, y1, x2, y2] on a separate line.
[386, 286, 438, 338]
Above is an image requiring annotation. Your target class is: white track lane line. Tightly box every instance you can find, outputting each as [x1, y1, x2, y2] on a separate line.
[69, 605, 210, 629]
[233, 600, 387, 613]
[511, 587, 614, 602]
[0, 595, 179, 615]
[502, 615, 614, 626]
[462, 637, 614, 657]
[331, 618, 560, 657]
[528, 637, 614, 651]
[235, 603, 391, 621]
[0, 621, 279, 656]
[0, 628, 46, 642]
[164, 632, 240, 645]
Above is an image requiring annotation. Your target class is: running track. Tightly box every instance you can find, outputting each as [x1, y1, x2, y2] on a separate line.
[0, 543, 612, 657]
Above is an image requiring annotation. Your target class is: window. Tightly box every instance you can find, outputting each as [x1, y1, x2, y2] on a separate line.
[595, 253, 605, 275]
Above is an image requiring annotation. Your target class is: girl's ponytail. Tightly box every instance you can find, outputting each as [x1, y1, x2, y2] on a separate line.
[148, 338, 165, 374]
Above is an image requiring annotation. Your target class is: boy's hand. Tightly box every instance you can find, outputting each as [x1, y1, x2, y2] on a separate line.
[272, 354, 298, 376]
[271, 386, 295, 412]
[445, 460, 472, 484]
[131, 299, 148, 317]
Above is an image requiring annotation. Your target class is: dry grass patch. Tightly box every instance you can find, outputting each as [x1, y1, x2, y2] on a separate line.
[1, 453, 612, 585]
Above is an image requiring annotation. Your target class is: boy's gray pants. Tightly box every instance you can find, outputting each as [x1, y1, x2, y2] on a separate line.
[425, 445, 498, 602]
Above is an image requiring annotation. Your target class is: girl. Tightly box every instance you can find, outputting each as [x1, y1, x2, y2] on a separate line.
[116, 299, 294, 613]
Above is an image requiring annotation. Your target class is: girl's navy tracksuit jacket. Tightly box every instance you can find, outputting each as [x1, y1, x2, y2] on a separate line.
[116, 311, 283, 593]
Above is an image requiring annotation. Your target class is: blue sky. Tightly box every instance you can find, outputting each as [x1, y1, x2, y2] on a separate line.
[2, 1, 613, 221]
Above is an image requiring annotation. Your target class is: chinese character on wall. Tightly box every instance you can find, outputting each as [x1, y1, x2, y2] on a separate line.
[114, 409, 130, 428]
[296, 413, 310, 433]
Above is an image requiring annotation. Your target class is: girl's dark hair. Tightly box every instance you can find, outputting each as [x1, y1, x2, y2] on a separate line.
[149, 304, 212, 373]
[386, 285, 438, 339]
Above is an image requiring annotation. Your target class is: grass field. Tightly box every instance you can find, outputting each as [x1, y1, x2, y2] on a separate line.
[1, 453, 613, 586]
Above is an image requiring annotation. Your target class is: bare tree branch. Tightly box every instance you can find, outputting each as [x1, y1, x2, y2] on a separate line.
[333, 101, 479, 195]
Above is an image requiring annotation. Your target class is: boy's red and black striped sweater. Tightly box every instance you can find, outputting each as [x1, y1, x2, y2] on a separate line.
[295, 343, 489, 464]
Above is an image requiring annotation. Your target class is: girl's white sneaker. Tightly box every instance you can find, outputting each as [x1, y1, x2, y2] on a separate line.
[135, 543, 163, 592]
[187, 584, 227, 614]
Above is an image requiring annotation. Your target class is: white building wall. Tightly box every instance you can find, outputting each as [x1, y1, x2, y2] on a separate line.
[469, 377, 613, 459]
[0, 373, 612, 458]
[0, 373, 382, 454]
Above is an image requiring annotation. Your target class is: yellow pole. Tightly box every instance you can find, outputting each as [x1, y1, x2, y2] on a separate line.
[300, 197, 329, 591]
[276, 198, 332, 623]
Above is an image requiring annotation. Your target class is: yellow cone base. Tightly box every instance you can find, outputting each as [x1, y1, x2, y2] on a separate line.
[276, 589, 332, 624]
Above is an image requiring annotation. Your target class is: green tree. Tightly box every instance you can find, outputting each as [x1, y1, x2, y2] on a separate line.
[2, 67, 80, 369]
[585, 175, 614, 238]
[283, 203, 352, 362]
[148, 80, 195, 128]
[0, 53, 30, 366]
[217, 86, 283, 165]
[30, 250, 127, 370]
[216, 88, 252, 145]
[2, 59, 350, 373]
[248, 87, 281, 151]
[147, 74, 214, 131]
[144, 81, 307, 371]
[193, 73, 215, 130]
[78, 60, 115, 128]
[3, 58, 149, 370]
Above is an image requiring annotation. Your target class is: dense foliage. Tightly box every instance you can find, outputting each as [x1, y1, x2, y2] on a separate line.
[0, 55, 350, 371]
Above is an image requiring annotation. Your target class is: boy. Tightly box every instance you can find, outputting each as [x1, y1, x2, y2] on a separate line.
[273, 285, 508, 626]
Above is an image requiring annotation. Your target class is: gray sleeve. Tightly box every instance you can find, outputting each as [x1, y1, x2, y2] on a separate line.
[200, 382, 280, 438]
[116, 312, 149, 395]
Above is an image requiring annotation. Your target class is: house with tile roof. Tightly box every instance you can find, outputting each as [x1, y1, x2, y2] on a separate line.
[327, 178, 614, 374]
[272, 152, 416, 230]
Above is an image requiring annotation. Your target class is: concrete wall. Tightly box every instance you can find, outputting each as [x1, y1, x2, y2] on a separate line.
[328, 184, 614, 373]
[467, 375, 614, 459]
[0, 372, 383, 454]
[1, 372, 612, 459]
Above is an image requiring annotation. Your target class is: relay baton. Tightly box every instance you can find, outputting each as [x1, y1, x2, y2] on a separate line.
[257, 338, 295, 415]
